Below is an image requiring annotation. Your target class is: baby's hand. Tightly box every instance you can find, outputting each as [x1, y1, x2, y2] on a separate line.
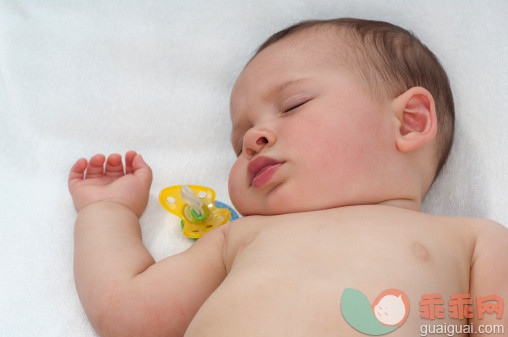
[68, 151, 152, 218]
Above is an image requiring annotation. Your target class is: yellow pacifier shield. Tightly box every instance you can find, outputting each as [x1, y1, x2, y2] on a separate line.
[159, 185, 231, 239]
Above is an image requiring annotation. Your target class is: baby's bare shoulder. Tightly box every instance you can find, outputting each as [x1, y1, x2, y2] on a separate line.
[469, 217, 507, 235]
[439, 215, 507, 239]
[411, 213, 507, 247]
[465, 217, 508, 259]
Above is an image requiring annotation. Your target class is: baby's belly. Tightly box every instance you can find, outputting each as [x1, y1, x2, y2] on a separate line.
[185, 209, 472, 336]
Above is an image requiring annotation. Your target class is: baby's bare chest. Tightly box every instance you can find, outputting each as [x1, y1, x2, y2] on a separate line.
[225, 213, 472, 290]
[185, 209, 475, 337]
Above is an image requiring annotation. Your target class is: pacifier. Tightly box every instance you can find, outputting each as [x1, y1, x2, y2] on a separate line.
[159, 185, 238, 239]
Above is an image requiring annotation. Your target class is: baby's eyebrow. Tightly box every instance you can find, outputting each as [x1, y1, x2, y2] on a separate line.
[264, 77, 313, 100]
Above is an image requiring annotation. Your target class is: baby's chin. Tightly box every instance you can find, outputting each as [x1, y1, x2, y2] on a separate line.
[230, 181, 379, 216]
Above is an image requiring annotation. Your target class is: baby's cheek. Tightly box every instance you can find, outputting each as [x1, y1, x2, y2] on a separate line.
[228, 162, 242, 200]
[292, 118, 364, 169]
[288, 116, 371, 204]
[228, 159, 245, 184]
[228, 160, 256, 215]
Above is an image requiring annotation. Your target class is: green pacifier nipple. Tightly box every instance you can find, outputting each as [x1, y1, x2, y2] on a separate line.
[189, 206, 206, 221]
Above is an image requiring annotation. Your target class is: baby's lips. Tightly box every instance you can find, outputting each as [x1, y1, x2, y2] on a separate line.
[247, 156, 284, 185]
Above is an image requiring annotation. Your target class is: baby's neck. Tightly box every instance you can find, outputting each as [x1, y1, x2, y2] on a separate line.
[374, 198, 421, 212]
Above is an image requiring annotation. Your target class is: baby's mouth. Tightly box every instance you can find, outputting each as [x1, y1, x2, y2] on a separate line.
[248, 156, 285, 188]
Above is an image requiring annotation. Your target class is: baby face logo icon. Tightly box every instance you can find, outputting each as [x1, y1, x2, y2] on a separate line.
[372, 289, 410, 326]
[341, 288, 410, 335]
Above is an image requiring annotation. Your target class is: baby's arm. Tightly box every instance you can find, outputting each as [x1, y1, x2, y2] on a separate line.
[69, 152, 227, 337]
[469, 219, 508, 336]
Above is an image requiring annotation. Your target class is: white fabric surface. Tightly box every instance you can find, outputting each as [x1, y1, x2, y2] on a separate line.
[0, 0, 506, 335]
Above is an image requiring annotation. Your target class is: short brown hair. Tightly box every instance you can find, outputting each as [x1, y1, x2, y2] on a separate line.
[251, 18, 455, 182]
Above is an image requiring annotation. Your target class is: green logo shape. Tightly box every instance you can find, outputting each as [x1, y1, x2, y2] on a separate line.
[340, 288, 400, 335]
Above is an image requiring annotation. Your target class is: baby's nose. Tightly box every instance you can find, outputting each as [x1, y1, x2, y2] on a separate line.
[243, 129, 276, 158]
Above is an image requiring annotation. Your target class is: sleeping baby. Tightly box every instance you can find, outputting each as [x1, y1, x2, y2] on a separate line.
[68, 18, 507, 336]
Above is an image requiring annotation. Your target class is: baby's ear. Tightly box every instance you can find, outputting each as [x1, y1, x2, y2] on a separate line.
[392, 87, 437, 152]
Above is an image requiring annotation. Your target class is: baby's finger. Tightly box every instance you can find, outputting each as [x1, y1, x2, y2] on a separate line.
[68, 158, 87, 191]
[132, 154, 153, 186]
[125, 150, 137, 174]
[104, 153, 124, 177]
[85, 154, 106, 178]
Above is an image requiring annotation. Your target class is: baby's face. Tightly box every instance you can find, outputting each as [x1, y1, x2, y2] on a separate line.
[228, 31, 397, 215]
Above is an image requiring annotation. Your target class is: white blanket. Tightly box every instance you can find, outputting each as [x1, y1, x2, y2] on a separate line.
[0, 1, 506, 335]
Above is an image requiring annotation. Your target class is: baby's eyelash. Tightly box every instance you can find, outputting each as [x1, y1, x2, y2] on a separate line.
[282, 99, 310, 113]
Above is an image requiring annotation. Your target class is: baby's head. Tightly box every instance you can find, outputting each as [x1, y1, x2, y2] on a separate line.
[228, 18, 454, 216]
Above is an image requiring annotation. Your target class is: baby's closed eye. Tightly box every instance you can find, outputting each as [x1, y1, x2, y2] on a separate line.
[281, 98, 311, 114]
